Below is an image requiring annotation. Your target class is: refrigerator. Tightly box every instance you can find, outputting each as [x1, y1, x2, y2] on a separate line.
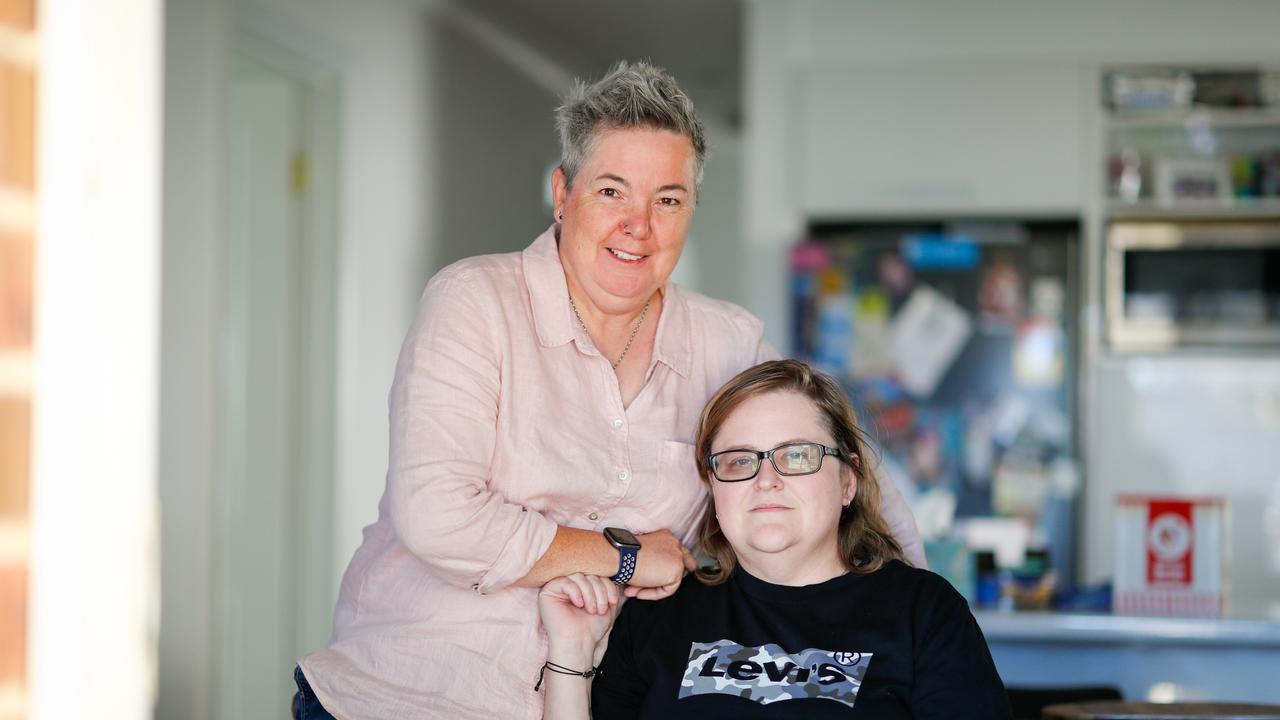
[792, 219, 1082, 600]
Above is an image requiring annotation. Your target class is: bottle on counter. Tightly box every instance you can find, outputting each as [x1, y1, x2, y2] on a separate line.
[974, 550, 1002, 610]
[1009, 548, 1057, 611]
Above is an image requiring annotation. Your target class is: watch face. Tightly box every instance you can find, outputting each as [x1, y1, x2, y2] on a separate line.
[605, 527, 640, 549]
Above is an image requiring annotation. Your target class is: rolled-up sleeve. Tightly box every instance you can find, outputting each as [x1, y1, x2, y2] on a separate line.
[386, 270, 558, 593]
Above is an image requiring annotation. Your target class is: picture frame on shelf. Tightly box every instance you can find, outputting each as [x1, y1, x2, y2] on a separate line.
[1106, 69, 1195, 111]
[1153, 158, 1233, 205]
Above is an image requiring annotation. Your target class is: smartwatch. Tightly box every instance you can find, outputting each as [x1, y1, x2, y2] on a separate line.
[603, 527, 641, 586]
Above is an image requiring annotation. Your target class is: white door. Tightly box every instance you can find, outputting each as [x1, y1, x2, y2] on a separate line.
[218, 45, 337, 720]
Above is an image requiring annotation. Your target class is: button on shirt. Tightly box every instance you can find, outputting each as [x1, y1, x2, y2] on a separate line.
[298, 228, 925, 720]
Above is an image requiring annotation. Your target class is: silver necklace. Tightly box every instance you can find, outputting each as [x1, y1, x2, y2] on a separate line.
[568, 293, 651, 370]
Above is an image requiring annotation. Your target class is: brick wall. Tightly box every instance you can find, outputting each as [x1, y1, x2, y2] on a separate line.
[0, 1, 36, 717]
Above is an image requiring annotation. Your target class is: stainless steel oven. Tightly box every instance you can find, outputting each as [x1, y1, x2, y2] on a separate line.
[1106, 221, 1280, 349]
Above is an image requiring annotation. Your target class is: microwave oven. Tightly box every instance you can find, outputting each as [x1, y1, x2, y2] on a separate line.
[1106, 221, 1280, 349]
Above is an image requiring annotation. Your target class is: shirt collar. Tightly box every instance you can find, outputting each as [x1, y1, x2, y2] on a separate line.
[651, 283, 692, 378]
[522, 224, 692, 378]
[523, 226, 576, 348]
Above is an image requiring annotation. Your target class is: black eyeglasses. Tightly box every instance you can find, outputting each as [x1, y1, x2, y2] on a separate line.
[707, 442, 845, 483]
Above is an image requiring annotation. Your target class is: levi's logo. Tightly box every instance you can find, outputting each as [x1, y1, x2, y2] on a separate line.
[678, 640, 871, 708]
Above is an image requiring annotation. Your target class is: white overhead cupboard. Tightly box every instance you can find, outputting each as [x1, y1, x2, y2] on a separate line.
[793, 63, 1084, 217]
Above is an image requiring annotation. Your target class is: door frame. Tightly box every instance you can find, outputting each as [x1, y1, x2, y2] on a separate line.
[215, 9, 341, 716]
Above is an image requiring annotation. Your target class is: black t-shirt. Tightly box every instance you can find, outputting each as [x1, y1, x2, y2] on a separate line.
[592, 560, 1011, 719]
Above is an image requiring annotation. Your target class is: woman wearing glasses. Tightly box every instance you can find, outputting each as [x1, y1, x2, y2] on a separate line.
[538, 360, 1010, 719]
[294, 62, 924, 719]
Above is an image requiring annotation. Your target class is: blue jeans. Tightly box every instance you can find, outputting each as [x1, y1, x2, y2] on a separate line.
[292, 665, 337, 720]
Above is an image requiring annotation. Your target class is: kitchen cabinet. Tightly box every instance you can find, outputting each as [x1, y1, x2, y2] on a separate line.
[794, 63, 1084, 216]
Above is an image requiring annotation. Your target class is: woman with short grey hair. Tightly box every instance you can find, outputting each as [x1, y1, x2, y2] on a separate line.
[293, 61, 924, 720]
[556, 62, 708, 187]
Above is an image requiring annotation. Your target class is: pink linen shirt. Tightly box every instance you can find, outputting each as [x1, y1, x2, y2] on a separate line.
[300, 228, 924, 719]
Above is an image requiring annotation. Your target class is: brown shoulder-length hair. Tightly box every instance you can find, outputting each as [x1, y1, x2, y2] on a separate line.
[693, 359, 905, 585]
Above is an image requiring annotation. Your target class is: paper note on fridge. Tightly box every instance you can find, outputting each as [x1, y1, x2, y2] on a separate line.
[889, 286, 973, 398]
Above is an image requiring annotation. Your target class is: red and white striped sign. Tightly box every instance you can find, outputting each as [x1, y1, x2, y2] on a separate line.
[1114, 494, 1226, 618]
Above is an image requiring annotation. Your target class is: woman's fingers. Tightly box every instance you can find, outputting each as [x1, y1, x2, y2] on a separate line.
[593, 575, 613, 614]
[567, 573, 602, 614]
[584, 573, 620, 615]
[539, 575, 571, 602]
[681, 547, 697, 572]
[584, 574, 625, 615]
[627, 577, 681, 601]
[550, 573, 581, 607]
[577, 574, 601, 614]
[543, 573, 626, 612]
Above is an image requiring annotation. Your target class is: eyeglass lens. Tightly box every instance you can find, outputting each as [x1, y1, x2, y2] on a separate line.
[712, 443, 825, 481]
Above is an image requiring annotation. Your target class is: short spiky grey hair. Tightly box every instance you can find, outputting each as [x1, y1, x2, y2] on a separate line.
[555, 60, 707, 191]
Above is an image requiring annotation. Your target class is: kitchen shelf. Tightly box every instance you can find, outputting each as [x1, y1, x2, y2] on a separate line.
[1107, 107, 1280, 130]
[1106, 198, 1280, 220]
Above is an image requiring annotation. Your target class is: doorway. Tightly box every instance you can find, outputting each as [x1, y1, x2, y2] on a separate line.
[217, 29, 339, 720]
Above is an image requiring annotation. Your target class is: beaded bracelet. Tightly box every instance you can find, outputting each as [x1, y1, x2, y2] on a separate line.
[534, 661, 599, 691]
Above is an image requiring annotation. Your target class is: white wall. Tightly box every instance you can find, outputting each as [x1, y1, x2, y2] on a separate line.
[682, 122, 744, 303]
[159, 1, 436, 717]
[424, 11, 560, 267]
[1088, 357, 1280, 615]
[158, 2, 226, 716]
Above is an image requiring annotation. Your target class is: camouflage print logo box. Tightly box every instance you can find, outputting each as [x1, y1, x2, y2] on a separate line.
[679, 639, 872, 708]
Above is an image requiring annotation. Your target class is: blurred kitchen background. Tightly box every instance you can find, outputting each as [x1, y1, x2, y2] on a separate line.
[2, 0, 1280, 718]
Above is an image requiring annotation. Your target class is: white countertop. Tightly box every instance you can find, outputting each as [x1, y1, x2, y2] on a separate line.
[975, 611, 1280, 648]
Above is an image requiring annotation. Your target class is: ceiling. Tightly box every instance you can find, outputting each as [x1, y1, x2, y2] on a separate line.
[454, 0, 743, 127]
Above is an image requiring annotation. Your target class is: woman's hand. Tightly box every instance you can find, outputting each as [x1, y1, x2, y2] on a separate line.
[627, 529, 696, 598]
[539, 574, 621, 720]
[622, 577, 683, 601]
[539, 573, 623, 662]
